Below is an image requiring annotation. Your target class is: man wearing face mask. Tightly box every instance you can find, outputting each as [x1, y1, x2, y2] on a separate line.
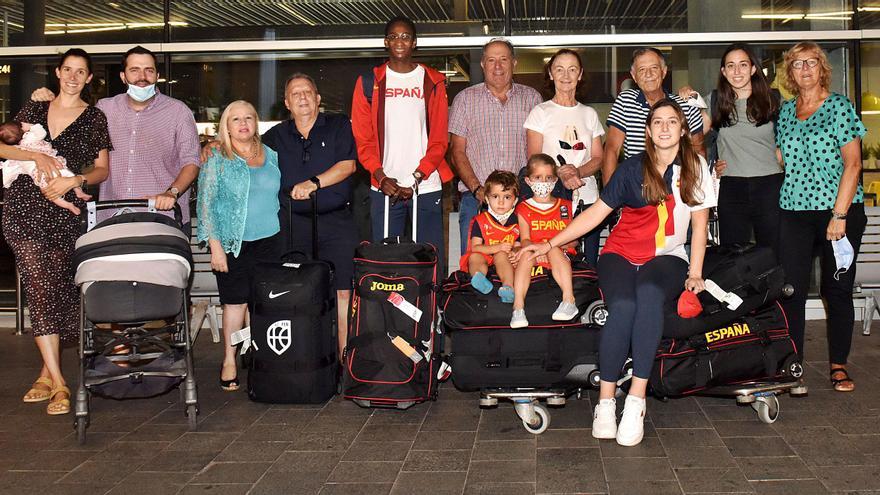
[31, 45, 200, 227]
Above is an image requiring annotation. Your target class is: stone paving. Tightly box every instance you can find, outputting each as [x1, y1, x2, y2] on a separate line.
[1, 321, 879, 495]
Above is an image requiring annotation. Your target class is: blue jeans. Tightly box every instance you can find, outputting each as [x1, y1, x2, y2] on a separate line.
[370, 189, 445, 276]
[458, 192, 481, 255]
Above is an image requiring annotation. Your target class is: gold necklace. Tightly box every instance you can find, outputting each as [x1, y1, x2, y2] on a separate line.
[234, 137, 259, 160]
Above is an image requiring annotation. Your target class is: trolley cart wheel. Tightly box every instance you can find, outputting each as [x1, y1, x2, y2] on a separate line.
[588, 369, 601, 389]
[186, 404, 199, 431]
[513, 399, 550, 434]
[615, 359, 634, 397]
[751, 395, 779, 424]
[75, 416, 88, 444]
[522, 404, 549, 435]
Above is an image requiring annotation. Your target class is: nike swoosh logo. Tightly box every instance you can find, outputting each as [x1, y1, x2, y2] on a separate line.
[268, 290, 290, 299]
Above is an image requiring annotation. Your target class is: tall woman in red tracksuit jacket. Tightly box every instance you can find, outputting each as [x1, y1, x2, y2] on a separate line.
[523, 99, 716, 447]
[350, 16, 453, 271]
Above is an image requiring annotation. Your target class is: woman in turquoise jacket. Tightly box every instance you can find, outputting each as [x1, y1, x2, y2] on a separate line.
[197, 100, 281, 391]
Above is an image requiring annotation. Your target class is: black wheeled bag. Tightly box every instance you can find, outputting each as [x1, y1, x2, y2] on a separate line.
[440, 260, 606, 329]
[245, 193, 338, 404]
[246, 254, 338, 403]
[651, 302, 802, 398]
[343, 236, 440, 409]
[664, 243, 785, 339]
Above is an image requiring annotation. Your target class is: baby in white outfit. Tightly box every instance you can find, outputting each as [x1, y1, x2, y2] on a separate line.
[1, 122, 91, 215]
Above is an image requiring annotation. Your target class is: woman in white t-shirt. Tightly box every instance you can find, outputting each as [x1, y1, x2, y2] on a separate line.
[524, 48, 605, 265]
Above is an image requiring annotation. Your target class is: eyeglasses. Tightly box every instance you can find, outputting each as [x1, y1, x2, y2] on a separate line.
[385, 32, 414, 41]
[301, 137, 312, 163]
[792, 58, 820, 70]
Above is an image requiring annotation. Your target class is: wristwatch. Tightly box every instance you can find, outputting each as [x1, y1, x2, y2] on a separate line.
[413, 170, 425, 184]
[309, 176, 322, 189]
[167, 186, 180, 198]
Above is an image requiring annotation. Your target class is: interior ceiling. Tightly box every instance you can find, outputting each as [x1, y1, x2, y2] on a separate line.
[0, 1, 694, 33]
[0, 1, 869, 35]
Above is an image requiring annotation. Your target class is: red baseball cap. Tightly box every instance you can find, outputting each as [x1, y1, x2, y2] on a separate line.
[677, 290, 703, 319]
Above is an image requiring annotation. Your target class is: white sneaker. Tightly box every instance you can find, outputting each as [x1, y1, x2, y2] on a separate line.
[616, 395, 646, 446]
[510, 309, 529, 328]
[591, 398, 617, 439]
[552, 301, 579, 321]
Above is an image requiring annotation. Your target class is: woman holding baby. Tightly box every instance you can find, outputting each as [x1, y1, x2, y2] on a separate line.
[1, 48, 111, 415]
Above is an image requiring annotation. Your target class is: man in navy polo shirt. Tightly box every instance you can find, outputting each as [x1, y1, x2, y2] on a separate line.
[262, 73, 357, 360]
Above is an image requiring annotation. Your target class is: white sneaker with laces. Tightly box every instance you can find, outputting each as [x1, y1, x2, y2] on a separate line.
[591, 398, 617, 439]
[616, 395, 646, 446]
[510, 309, 529, 328]
[552, 301, 579, 321]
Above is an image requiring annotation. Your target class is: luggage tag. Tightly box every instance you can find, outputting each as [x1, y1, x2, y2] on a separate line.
[387, 291, 422, 322]
[704, 279, 744, 311]
[388, 333, 423, 363]
[436, 361, 452, 381]
[230, 326, 257, 354]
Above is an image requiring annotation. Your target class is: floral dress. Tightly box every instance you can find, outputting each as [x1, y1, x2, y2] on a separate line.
[2, 100, 112, 343]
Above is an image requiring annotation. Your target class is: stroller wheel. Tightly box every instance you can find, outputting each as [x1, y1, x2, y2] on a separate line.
[186, 404, 199, 431]
[75, 417, 88, 445]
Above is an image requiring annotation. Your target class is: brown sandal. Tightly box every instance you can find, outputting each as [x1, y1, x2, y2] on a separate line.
[830, 367, 855, 392]
[22, 377, 54, 403]
[46, 385, 71, 415]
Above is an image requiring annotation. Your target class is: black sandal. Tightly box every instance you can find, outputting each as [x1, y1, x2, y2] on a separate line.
[220, 364, 239, 391]
[830, 367, 855, 392]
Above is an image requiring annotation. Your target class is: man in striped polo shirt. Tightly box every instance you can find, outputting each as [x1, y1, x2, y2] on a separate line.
[449, 38, 542, 254]
[603, 47, 704, 183]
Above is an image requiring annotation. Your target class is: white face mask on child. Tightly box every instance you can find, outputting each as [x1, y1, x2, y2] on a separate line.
[488, 204, 515, 224]
[529, 180, 557, 199]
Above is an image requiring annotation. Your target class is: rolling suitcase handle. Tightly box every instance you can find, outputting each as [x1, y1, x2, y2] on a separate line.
[382, 183, 419, 243]
[285, 188, 320, 259]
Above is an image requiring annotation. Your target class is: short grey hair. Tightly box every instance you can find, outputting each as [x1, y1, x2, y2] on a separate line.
[482, 37, 515, 58]
[631, 47, 666, 69]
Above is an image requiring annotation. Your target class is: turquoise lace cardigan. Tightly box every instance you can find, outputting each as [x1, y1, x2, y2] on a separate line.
[197, 144, 279, 257]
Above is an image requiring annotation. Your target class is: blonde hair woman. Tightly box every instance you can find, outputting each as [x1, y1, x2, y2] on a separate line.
[775, 42, 867, 392]
[197, 100, 281, 391]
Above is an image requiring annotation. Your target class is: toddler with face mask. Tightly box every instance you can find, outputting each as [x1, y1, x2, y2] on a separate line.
[509, 154, 580, 328]
[460, 170, 521, 303]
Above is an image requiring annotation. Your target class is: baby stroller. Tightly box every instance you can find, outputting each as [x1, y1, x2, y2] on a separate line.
[71, 200, 196, 443]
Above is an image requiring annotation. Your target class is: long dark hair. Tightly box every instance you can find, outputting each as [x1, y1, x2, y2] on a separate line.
[713, 43, 778, 129]
[56, 48, 93, 102]
[642, 98, 703, 206]
[542, 48, 587, 102]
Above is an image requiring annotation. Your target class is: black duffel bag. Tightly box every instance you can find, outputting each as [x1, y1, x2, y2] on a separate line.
[440, 260, 605, 329]
[246, 253, 338, 404]
[651, 302, 802, 398]
[664, 244, 785, 339]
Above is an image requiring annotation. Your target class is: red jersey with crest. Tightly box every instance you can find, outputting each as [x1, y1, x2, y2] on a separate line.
[459, 211, 520, 271]
[515, 198, 577, 256]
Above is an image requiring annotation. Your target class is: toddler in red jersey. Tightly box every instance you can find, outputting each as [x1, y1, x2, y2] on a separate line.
[510, 154, 579, 328]
[459, 170, 520, 303]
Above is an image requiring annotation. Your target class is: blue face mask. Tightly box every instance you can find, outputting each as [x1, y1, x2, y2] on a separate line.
[127, 83, 156, 102]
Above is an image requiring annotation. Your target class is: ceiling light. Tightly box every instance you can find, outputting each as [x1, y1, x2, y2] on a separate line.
[741, 14, 805, 20]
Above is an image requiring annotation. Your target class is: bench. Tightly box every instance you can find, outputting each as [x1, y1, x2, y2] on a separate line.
[189, 218, 221, 344]
[856, 206, 880, 335]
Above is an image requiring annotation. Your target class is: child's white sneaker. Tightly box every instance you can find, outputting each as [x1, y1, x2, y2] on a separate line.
[510, 309, 529, 328]
[552, 301, 579, 321]
[591, 398, 617, 439]
[616, 395, 646, 446]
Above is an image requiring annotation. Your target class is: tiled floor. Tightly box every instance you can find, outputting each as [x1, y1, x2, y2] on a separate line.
[1, 321, 880, 495]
